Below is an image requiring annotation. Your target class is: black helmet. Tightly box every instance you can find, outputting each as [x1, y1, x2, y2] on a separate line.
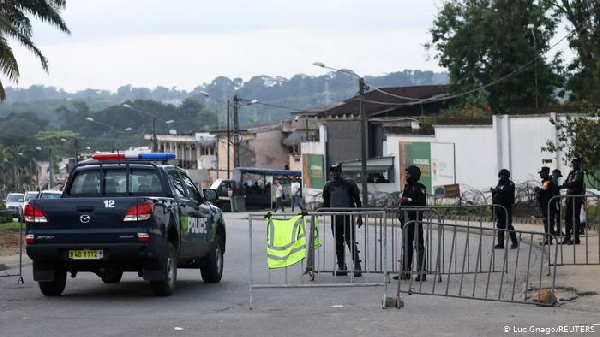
[330, 163, 342, 172]
[406, 165, 421, 181]
[498, 169, 510, 178]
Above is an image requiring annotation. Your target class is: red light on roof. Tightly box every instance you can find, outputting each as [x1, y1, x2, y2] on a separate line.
[92, 153, 126, 160]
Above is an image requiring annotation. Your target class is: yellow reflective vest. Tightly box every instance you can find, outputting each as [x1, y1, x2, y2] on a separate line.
[266, 215, 322, 269]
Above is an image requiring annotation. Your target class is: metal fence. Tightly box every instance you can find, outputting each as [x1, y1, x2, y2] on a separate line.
[547, 194, 600, 266]
[247, 205, 556, 309]
[387, 220, 557, 307]
[248, 209, 391, 309]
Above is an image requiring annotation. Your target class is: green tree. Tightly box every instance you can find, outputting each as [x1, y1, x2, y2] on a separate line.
[429, 0, 563, 113]
[0, 0, 70, 100]
[553, 1, 600, 102]
[546, 107, 600, 188]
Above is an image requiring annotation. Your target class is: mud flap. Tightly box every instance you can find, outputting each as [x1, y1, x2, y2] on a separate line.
[33, 261, 55, 282]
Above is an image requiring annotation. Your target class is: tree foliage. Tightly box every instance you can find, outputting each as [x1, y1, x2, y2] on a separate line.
[0, 0, 70, 100]
[546, 107, 600, 188]
[553, 1, 600, 102]
[429, 0, 563, 113]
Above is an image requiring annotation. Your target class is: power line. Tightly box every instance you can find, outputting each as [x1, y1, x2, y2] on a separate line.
[366, 28, 578, 107]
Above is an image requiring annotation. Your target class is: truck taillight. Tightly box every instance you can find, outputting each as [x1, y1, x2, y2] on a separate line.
[24, 204, 48, 223]
[124, 202, 154, 222]
[26, 234, 35, 243]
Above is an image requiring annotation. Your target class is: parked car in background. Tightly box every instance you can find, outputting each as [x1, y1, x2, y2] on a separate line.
[4, 193, 24, 220]
[22, 191, 40, 213]
[38, 190, 63, 199]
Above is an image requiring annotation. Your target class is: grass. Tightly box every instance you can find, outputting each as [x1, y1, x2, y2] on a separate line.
[0, 222, 23, 230]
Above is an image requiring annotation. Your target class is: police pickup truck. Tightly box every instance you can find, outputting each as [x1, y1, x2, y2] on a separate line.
[25, 152, 225, 297]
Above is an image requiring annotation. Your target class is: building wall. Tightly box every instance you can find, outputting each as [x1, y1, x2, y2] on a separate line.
[241, 130, 289, 170]
[385, 114, 571, 193]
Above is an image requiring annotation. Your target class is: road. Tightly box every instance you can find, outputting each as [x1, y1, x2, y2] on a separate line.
[1, 214, 599, 337]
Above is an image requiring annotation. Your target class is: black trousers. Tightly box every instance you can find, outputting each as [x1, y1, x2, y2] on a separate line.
[495, 205, 517, 245]
[540, 203, 555, 242]
[401, 220, 425, 272]
[330, 215, 360, 268]
[565, 197, 582, 242]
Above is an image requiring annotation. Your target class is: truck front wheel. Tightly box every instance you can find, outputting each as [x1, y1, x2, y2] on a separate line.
[39, 266, 66, 296]
[150, 242, 177, 296]
[200, 234, 224, 283]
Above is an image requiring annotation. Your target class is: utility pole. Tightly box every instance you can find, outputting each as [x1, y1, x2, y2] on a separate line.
[359, 77, 369, 207]
[226, 99, 231, 179]
[151, 116, 158, 152]
[233, 95, 240, 168]
[74, 138, 79, 165]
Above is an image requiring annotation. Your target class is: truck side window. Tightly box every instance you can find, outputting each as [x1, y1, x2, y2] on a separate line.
[180, 173, 201, 203]
[167, 170, 186, 199]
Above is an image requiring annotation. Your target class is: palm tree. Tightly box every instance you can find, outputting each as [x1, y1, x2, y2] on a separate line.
[0, 0, 70, 100]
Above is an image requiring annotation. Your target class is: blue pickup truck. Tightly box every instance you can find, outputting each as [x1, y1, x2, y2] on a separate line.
[25, 153, 226, 296]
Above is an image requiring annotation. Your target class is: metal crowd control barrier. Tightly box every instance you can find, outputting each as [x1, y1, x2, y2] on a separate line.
[247, 209, 390, 309]
[386, 220, 557, 306]
[547, 194, 600, 266]
[0, 218, 25, 283]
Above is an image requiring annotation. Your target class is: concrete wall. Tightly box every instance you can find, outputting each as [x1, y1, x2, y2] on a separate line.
[386, 114, 570, 192]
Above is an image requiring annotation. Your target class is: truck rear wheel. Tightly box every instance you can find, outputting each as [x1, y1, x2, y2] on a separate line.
[200, 234, 223, 283]
[150, 242, 177, 296]
[39, 266, 66, 296]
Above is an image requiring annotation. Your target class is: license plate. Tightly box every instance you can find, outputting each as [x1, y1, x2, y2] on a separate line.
[69, 249, 104, 260]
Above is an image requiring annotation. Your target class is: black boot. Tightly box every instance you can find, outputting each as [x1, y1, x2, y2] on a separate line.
[334, 264, 347, 276]
[494, 231, 505, 249]
[509, 231, 519, 249]
[353, 261, 362, 277]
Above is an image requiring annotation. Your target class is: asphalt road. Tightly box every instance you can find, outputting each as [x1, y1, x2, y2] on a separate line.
[1, 214, 599, 337]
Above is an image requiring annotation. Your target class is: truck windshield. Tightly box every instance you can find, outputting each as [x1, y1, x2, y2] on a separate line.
[69, 168, 163, 196]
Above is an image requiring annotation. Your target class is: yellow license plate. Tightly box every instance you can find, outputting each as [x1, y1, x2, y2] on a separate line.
[69, 249, 104, 260]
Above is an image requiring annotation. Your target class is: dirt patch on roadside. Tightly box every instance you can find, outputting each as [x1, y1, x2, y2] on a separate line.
[0, 229, 24, 257]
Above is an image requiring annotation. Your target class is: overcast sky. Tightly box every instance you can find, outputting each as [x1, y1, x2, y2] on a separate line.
[8, 0, 569, 93]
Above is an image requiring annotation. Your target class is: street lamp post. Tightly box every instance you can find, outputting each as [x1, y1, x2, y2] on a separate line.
[86, 117, 115, 152]
[528, 23, 538, 111]
[233, 95, 240, 168]
[122, 104, 158, 152]
[313, 62, 369, 206]
[227, 99, 231, 178]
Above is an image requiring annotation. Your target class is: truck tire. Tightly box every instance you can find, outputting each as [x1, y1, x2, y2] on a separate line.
[39, 266, 66, 296]
[200, 234, 223, 283]
[150, 242, 177, 296]
[222, 202, 231, 212]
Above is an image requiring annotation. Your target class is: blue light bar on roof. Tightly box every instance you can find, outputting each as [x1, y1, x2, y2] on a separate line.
[138, 153, 176, 160]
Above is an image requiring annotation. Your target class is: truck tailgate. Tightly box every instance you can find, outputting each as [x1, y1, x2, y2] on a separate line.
[27, 197, 156, 244]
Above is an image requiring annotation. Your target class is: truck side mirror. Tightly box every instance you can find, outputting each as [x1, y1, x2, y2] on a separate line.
[204, 189, 218, 202]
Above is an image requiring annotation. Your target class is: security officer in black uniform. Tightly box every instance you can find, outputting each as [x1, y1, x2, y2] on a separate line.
[535, 166, 558, 245]
[322, 163, 363, 276]
[561, 157, 585, 245]
[551, 169, 563, 235]
[491, 169, 519, 249]
[397, 165, 427, 281]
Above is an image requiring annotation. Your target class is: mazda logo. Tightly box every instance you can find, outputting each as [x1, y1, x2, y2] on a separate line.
[80, 214, 91, 224]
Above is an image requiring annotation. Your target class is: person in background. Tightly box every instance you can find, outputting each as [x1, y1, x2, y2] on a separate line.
[561, 157, 585, 245]
[274, 181, 285, 212]
[290, 177, 304, 212]
[491, 169, 519, 249]
[396, 165, 427, 281]
[551, 169, 563, 235]
[322, 163, 363, 277]
[535, 166, 558, 245]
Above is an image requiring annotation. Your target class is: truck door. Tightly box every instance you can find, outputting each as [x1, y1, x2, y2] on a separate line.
[167, 170, 196, 259]
[179, 172, 210, 257]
